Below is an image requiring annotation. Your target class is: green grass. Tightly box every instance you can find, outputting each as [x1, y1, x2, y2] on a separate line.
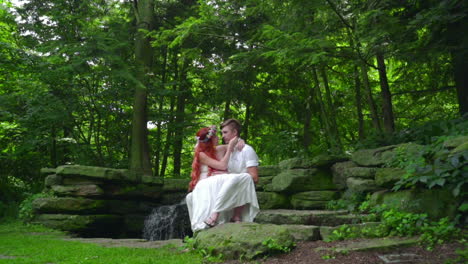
[0, 220, 204, 264]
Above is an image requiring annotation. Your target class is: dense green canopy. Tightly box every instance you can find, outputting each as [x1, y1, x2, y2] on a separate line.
[1, 0, 467, 205]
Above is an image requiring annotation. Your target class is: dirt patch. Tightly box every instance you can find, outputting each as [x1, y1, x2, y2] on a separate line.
[63, 237, 184, 248]
[223, 240, 466, 264]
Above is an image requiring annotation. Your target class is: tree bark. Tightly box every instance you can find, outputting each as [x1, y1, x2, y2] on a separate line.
[319, 67, 342, 152]
[452, 51, 468, 116]
[153, 46, 168, 177]
[303, 83, 314, 149]
[376, 52, 395, 134]
[360, 63, 382, 133]
[160, 51, 180, 177]
[312, 67, 333, 150]
[129, 0, 155, 177]
[354, 65, 364, 139]
[172, 58, 190, 177]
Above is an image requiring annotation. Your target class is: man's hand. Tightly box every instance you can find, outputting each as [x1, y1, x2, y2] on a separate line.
[247, 166, 258, 184]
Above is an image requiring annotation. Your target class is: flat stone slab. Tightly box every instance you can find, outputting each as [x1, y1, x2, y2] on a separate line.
[63, 238, 184, 248]
[316, 237, 419, 254]
[254, 209, 349, 225]
[282, 224, 321, 241]
[378, 253, 422, 263]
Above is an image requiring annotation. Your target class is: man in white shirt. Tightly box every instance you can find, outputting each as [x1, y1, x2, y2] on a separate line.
[219, 119, 260, 223]
[221, 119, 259, 184]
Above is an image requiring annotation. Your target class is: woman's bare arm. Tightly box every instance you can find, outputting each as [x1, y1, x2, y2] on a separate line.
[199, 137, 237, 170]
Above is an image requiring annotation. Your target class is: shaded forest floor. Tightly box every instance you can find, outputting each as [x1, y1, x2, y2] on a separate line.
[225, 239, 466, 264]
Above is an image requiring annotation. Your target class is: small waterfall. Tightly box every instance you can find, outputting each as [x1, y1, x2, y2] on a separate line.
[142, 199, 192, 240]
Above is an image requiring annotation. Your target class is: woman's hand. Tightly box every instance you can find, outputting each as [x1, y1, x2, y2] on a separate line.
[236, 138, 245, 151]
[227, 136, 238, 152]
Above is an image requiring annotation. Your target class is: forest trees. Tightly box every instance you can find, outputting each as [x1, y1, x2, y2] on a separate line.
[0, 0, 466, 204]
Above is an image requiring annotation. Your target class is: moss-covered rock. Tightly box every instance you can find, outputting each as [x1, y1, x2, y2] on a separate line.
[256, 176, 274, 191]
[374, 168, 406, 188]
[346, 177, 380, 193]
[331, 161, 358, 190]
[45, 174, 62, 187]
[160, 192, 188, 205]
[163, 178, 190, 192]
[40, 168, 56, 176]
[32, 214, 123, 235]
[258, 165, 280, 177]
[256, 192, 290, 209]
[33, 197, 107, 214]
[266, 169, 336, 193]
[282, 224, 321, 241]
[369, 189, 460, 219]
[103, 184, 163, 199]
[443, 136, 468, 149]
[194, 222, 295, 260]
[279, 155, 348, 171]
[51, 184, 104, 197]
[290, 191, 341, 210]
[254, 209, 348, 225]
[351, 145, 396, 167]
[56, 165, 134, 181]
[344, 167, 377, 179]
[451, 142, 468, 155]
[62, 176, 103, 186]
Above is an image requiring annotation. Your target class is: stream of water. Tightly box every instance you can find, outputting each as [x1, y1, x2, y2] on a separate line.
[142, 199, 192, 240]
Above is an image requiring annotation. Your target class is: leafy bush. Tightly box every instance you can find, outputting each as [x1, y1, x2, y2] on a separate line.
[354, 116, 468, 149]
[18, 191, 54, 222]
[326, 204, 461, 250]
[326, 192, 368, 212]
[387, 137, 468, 197]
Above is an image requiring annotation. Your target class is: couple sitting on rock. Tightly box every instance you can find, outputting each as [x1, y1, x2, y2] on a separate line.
[186, 119, 260, 232]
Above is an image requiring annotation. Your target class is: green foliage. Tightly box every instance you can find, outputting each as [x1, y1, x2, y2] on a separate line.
[18, 191, 54, 222]
[444, 245, 468, 264]
[326, 202, 462, 250]
[261, 238, 295, 254]
[386, 137, 468, 197]
[326, 192, 368, 212]
[182, 236, 223, 262]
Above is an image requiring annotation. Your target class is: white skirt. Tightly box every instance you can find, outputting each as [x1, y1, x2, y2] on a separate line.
[186, 173, 260, 231]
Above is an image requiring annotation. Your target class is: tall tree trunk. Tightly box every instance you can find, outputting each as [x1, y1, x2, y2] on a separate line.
[303, 83, 314, 149]
[160, 51, 180, 177]
[376, 52, 395, 134]
[452, 51, 468, 115]
[51, 128, 57, 167]
[354, 65, 364, 140]
[129, 0, 155, 176]
[223, 100, 231, 122]
[160, 97, 175, 177]
[312, 67, 332, 150]
[452, 51, 468, 116]
[244, 102, 251, 142]
[319, 67, 342, 152]
[360, 63, 382, 133]
[154, 46, 168, 177]
[172, 58, 190, 177]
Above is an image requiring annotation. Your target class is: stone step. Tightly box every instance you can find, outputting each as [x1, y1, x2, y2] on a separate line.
[315, 236, 419, 254]
[254, 209, 371, 226]
[319, 222, 381, 241]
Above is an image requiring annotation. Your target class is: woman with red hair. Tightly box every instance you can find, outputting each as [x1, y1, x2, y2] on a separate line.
[186, 125, 259, 231]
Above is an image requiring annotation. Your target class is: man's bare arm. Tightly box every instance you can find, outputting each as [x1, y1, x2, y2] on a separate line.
[247, 166, 258, 184]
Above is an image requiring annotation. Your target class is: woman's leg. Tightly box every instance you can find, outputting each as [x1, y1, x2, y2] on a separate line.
[231, 205, 245, 222]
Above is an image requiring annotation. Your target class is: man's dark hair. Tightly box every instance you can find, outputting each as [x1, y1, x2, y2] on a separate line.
[221, 118, 242, 136]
